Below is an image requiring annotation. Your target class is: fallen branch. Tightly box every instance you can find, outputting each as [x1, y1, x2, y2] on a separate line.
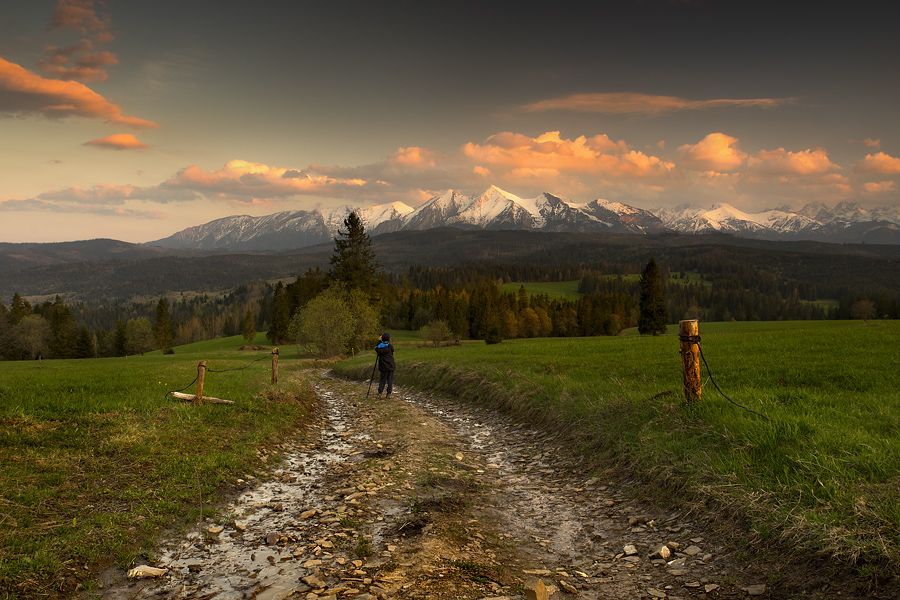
[169, 392, 234, 405]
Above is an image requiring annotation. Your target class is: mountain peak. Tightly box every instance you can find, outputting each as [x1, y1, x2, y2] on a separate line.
[146, 187, 900, 250]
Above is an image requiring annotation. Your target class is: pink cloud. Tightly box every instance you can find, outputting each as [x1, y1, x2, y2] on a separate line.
[0, 57, 158, 129]
[388, 147, 440, 169]
[83, 133, 149, 150]
[519, 92, 796, 116]
[863, 181, 895, 193]
[747, 147, 838, 176]
[461, 131, 660, 177]
[39, 47, 118, 82]
[678, 133, 747, 172]
[163, 160, 376, 205]
[50, 0, 113, 40]
[853, 152, 900, 175]
[41, 2, 117, 82]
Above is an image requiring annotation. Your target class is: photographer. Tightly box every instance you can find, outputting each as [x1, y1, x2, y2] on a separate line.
[375, 332, 395, 398]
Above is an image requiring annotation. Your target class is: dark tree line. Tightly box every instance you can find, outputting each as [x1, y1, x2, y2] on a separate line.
[3, 236, 898, 360]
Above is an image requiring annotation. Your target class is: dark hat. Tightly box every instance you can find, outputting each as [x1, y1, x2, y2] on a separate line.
[381, 332, 390, 341]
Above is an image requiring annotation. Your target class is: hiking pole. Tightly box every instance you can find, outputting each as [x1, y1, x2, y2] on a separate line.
[365, 355, 378, 399]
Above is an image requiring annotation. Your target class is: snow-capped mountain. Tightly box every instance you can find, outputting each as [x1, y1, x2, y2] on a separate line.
[655, 202, 900, 243]
[147, 186, 900, 250]
[656, 203, 819, 238]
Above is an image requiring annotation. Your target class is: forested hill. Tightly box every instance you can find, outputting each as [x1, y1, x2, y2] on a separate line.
[0, 239, 216, 273]
[2, 228, 900, 303]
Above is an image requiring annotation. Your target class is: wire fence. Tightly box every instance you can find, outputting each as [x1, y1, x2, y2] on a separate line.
[165, 350, 277, 403]
[679, 333, 769, 421]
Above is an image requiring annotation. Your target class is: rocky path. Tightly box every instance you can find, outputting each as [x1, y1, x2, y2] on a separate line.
[101, 371, 849, 600]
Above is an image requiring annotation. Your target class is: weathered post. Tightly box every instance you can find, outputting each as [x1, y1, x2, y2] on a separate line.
[272, 348, 279, 384]
[679, 320, 701, 402]
[195, 360, 207, 405]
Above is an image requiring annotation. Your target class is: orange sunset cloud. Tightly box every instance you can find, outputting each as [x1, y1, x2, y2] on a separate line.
[678, 133, 747, 172]
[39, 45, 118, 82]
[747, 147, 838, 176]
[164, 160, 373, 205]
[388, 147, 440, 169]
[519, 93, 796, 116]
[50, 0, 113, 39]
[0, 57, 157, 129]
[462, 132, 673, 184]
[84, 133, 149, 150]
[853, 152, 900, 175]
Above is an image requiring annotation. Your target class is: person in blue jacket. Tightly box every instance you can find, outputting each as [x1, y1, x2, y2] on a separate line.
[375, 332, 395, 398]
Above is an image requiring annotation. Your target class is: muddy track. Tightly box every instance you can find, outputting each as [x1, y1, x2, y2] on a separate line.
[100, 372, 876, 600]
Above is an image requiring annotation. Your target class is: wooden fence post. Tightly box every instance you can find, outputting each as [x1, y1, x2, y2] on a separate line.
[679, 320, 701, 402]
[272, 348, 279, 384]
[195, 360, 207, 405]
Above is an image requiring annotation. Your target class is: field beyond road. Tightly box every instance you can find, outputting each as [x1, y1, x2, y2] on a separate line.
[1, 321, 898, 597]
[334, 320, 900, 579]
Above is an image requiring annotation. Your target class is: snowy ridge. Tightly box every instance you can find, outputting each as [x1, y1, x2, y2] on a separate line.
[147, 187, 900, 250]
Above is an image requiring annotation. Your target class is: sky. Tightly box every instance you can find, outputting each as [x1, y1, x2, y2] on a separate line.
[1, 0, 899, 244]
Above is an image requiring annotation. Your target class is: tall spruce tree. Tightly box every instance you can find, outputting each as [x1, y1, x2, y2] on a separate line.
[328, 211, 380, 294]
[75, 324, 96, 358]
[267, 282, 291, 344]
[113, 318, 128, 357]
[8, 293, 31, 325]
[638, 257, 669, 335]
[153, 298, 173, 352]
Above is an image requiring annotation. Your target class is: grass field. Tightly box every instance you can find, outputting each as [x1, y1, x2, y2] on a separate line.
[3, 321, 898, 596]
[498, 280, 582, 300]
[0, 334, 318, 598]
[334, 320, 900, 574]
[498, 273, 711, 300]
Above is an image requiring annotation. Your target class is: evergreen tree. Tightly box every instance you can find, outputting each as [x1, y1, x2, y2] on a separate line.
[328, 211, 380, 294]
[267, 282, 291, 344]
[47, 296, 77, 359]
[113, 318, 128, 356]
[152, 298, 173, 352]
[8, 293, 32, 325]
[242, 307, 257, 343]
[638, 258, 669, 335]
[75, 324, 96, 358]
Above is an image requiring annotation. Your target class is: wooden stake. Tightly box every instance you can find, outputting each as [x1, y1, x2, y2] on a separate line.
[272, 348, 279, 384]
[679, 320, 701, 402]
[195, 360, 207, 405]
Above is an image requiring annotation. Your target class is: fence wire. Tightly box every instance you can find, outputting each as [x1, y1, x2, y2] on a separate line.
[166, 351, 274, 401]
[679, 334, 769, 421]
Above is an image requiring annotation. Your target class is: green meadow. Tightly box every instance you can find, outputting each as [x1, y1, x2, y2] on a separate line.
[498, 273, 711, 300]
[0, 334, 318, 598]
[2, 320, 898, 597]
[498, 280, 583, 300]
[334, 320, 900, 573]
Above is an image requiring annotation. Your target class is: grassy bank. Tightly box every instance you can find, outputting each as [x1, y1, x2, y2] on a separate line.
[333, 320, 900, 574]
[0, 335, 318, 599]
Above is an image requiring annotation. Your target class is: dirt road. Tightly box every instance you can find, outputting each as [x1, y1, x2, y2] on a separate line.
[100, 371, 869, 600]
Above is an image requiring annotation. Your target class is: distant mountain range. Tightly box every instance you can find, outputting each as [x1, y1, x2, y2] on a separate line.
[147, 186, 900, 250]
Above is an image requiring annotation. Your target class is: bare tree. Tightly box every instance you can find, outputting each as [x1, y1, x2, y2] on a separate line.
[850, 299, 877, 324]
[14, 315, 51, 360]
